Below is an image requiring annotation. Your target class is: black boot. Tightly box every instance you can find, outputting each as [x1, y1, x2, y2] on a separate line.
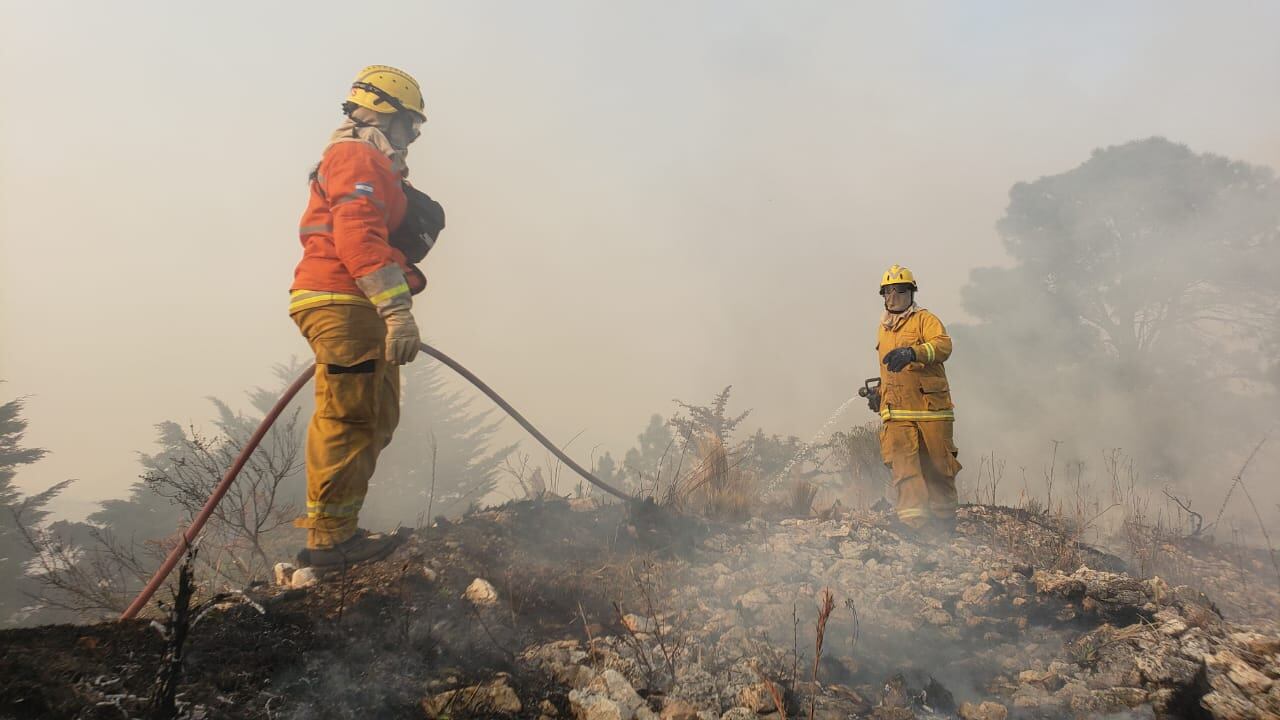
[297, 530, 400, 569]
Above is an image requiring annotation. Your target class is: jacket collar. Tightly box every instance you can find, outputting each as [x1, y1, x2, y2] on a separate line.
[326, 114, 408, 175]
[881, 303, 920, 331]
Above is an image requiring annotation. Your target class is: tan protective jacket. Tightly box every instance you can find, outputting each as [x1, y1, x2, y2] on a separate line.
[876, 308, 955, 422]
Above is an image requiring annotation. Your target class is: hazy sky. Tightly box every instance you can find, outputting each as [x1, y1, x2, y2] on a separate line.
[3, 1, 1279, 519]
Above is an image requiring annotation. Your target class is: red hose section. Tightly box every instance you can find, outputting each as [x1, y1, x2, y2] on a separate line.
[119, 365, 316, 620]
[121, 342, 627, 620]
[416, 343, 629, 502]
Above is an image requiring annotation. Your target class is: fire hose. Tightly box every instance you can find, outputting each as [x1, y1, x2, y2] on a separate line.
[120, 342, 629, 620]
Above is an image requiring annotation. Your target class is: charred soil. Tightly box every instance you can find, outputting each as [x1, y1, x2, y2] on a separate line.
[1, 499, 1276, 720]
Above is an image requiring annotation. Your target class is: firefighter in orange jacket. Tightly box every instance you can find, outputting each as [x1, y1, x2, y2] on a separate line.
[289, 66, 428, 567]
[865, 265, 961, 532]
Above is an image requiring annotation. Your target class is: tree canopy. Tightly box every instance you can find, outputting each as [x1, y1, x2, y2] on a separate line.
[955, 137, 1280, 479]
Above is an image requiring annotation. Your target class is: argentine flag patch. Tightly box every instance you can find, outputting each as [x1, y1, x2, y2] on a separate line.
[354, 182, 374, 196]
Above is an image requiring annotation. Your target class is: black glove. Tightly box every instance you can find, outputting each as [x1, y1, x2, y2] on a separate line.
[866, 388, 881, 412]
[883, 347, 916, 372]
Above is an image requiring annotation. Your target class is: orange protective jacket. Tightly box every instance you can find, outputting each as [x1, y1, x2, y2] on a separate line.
[290, 141, 409, 306]
[876, 308, 955, 422]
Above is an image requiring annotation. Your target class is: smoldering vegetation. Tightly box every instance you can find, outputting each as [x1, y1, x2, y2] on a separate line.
[0, 135, 1277, 719]
[2, 492, 1276, 718]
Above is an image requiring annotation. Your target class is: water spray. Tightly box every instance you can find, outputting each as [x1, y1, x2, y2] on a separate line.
[764, 394, 860, 494]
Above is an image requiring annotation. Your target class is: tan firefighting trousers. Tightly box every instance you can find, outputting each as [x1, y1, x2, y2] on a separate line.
[881, 420, 961, 528]
[291, 304, 400, 549]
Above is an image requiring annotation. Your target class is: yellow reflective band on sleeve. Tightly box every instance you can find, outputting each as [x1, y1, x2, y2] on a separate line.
[299, 224, 333, 236]
[880, 408, 955, 422]
[289, 290, 374, 313]
[367, 283, 410, 306]
[897, 507, 928, 519]
[920, 343, 935, 363]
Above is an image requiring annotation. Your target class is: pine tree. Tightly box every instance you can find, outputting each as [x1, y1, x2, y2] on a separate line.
[90, 421, 190, 543]
[0, 390, 71, 624]
[593, 451, 623, 489]
[621, 414, 684, 495]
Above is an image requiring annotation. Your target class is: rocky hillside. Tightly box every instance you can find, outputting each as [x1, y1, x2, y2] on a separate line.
[1, 498, 1276, 719]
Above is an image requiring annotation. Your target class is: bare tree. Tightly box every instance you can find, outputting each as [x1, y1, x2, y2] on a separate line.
[143, 411, 303, 582]
[14, 410, 304, 623]
[12, 502, 157, 620]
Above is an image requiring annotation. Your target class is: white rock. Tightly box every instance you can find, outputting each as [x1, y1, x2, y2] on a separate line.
[1208, 650, 1274, 695]
[464, 577, 499, 606]
[712, 574, 733, 593]
[735, 683, 774, 712]
[736, 588, 771, 610]
[924, 608, 953, 626]
[1230, 631, 1280, 656]
[590, 669, 646, 712]
[291, 567, 319, 588]
[1159, 617, 1189, 637]
[962, 582, 994, 604]
[422, 566, 438, 582]
[659, 699, 699, 720]
[958, 701, 1008, 720]
[1147, 575, 1170, 604]
[622, 613, 657, 634]
[568, 692, 627, 720]
[273, 562, 296, 586]
[569, 669, 647, 720]
[423, 675, 522, 716]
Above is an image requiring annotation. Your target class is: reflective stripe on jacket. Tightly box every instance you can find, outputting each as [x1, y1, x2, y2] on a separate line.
[876, 308, 955, 421]
[287, 290, 373, 314]
[290, 140, 409, 302]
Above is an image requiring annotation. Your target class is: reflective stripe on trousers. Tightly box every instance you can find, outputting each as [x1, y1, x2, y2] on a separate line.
[880, 408, 955, 422]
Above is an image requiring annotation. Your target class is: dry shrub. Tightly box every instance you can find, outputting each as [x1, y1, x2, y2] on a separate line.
[827, 423, 888, 507]
[666, 433, 759, 521]
[787, 476, 820, 517]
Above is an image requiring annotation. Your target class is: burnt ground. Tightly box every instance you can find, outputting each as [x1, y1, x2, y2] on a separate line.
[1, 498, 1277, 720]
[0, 498, 698, 720]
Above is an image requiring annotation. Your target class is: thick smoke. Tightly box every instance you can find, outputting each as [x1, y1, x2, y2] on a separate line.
[948, 138, 1280, 532]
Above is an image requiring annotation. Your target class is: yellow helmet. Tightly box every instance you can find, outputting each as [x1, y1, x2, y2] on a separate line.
[879, 264, 917, 292]
[346, 65, 427, 121]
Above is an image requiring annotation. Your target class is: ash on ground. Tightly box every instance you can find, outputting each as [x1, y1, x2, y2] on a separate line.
[1, 498, 1276, 719]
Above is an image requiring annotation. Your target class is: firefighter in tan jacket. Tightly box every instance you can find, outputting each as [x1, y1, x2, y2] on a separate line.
[866, 265, 961, 531]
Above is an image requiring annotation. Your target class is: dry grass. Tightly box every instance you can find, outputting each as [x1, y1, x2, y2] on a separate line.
[664, 433, 760, 521]
[787, 476, 820, 517]
[809, 587, 836, 720]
